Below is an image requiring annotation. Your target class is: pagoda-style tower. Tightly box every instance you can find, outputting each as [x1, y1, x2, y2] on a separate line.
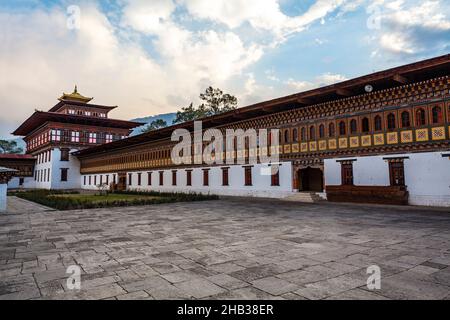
[12, 87, 143, 190]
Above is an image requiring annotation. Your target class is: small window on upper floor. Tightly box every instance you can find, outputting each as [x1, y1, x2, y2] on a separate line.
[401, 111, 411, 128]
[350, 119, 357, 134]
[328, 123, 335, 137]
[361, 117, 370, 133]
[339, 121, 346, 136]
[387, 113, 396, 130]
[60, 148, 70, 161]
[432, 106, 443, 124]
[374, 115, 382, 131]
[415, 108, 426, 126]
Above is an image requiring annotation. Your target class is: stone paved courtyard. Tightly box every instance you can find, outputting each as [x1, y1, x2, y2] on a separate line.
[1, 196, 450, 300]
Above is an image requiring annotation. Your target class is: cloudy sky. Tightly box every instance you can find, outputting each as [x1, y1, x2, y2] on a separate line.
[0, 0, 449, 138]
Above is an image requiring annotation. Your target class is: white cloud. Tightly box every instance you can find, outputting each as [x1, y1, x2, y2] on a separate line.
[374, 0, 450, 56]
[182, 0, 346, 40]
[285, 73, 348, 91]
[121, 0, 176, 34]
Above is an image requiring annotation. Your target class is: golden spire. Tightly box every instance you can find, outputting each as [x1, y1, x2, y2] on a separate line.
[58, 85, 93, 103]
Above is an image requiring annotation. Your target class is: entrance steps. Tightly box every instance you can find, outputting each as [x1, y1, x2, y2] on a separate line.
[283, 192, 323, 203]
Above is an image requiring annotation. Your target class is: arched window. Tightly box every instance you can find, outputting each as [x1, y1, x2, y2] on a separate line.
[401, 111, 410, 128]
[319, 124, 325, 138]
[328, 123, 335, 137]
[432, 106, 443, 124]
[362, 117, 370, 133]
[387, 113, 396, 130]
[350, 119, 357, 134]
[309, 126, 315, 140]
[292, 128, 298, 142]
[301, 127, 306, 141]
[374, 115, 382, 131]
[339, 121, 346, 136]
[284, 129, 290, 143]
[415, 108, 426, 126]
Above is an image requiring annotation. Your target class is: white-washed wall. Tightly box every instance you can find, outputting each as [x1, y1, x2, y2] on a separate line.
[0, 184, 7, 212]
[324, 151, 450, 207]
[81, 162, 294, 198]
[7, 177, 35, 189]
[50, 148, 81, 190]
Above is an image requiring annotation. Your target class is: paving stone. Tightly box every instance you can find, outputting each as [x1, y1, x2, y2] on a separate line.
[2, 198, 450, 300]
[252, 276, 298, 296]
[175, 279, 226, 299]
[207, 274, 249, 290]
[116, 290, 151, 300]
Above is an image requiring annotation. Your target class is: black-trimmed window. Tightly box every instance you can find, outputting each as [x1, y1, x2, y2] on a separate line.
[159, 171, 164, 186]
[203, 169, 209, 186]
[172, 170, 177, 186]
[244, 166, 252, 186]
[128, 173, 132, 185]
[222, 167, 229, 186]
[84, 176, 86, 185]
[137, 173, 142, 186]
[186, 170, 192, 186]
[60, 168, 68, 182]
[147, 172, 152, 186]
[350, 119, 357, 134]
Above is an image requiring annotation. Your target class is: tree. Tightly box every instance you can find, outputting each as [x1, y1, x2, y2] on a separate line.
[0, 140, 23, 154]
[173, 87, 237, 124]
[142, 119, 168, 133]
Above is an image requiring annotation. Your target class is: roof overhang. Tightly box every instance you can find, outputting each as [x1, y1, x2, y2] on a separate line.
[12, 111, 144, 136]
[70, 54, 450, 157]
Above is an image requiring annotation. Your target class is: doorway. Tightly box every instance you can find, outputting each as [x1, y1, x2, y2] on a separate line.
[117, 172, 127, 191]
[298, 167, 323, 192]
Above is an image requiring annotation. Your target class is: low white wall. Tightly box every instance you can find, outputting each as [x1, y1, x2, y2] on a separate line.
[81, 162, 294, 199]
[7, 177, 36, 189]
[0, 184, 7, 212]
[325, 151, 450, 207]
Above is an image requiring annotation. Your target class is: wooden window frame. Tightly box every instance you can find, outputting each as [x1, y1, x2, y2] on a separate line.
[147, 172, 152, 186]
[271, 166, 280, 186]
[340, 162, 354, 186]
[172, 170, 177, 186]
[431, 104, 444, 125]
[60, 168, 68, 182]
[203, 169, 209, 186]
[244, 166, 253, 186]
[414, 107, 427, 127]
[137, 173, 142, 186]
[186, 170, 192, 186]
[221, 167, 229, 186]
[159, 171, 164, 186]
[400, 110, 411, 128]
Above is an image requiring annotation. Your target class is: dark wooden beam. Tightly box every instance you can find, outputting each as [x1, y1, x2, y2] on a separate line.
[393, 73, 409, 84]
[336, 88, 353, 97]
[297, 98, 313, 105]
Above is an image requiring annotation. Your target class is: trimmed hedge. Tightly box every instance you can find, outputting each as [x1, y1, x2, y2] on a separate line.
[9, 189, 218, 211]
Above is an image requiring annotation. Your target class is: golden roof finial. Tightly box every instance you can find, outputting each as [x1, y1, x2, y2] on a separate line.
[58, 85, 93, 103]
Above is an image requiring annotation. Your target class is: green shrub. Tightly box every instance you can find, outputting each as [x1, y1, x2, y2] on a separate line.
[10, 189, 218, 211]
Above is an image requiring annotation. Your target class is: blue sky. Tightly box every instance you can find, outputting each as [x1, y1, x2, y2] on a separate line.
[0, 0, 449, 138]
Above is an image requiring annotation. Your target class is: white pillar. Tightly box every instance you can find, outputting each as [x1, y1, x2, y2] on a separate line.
[0, 183, 7, 212]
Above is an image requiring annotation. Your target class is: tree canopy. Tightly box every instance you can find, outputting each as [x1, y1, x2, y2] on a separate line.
[0, 140, 23, 154]
[142, 119, 168, 133]
[173, 87, 237, 124]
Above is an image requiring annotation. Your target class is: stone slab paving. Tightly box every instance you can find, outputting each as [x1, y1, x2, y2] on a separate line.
[0, 197, 450, 300]
[6, 196, 53, 213]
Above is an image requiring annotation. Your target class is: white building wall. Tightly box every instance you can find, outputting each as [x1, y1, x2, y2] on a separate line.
[324, 151, 450, 207]
[81, 162, 294, 198]
[0, 184, 7, 212]
[50, 148, 81, 190]
[7, 177, 35, 189]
